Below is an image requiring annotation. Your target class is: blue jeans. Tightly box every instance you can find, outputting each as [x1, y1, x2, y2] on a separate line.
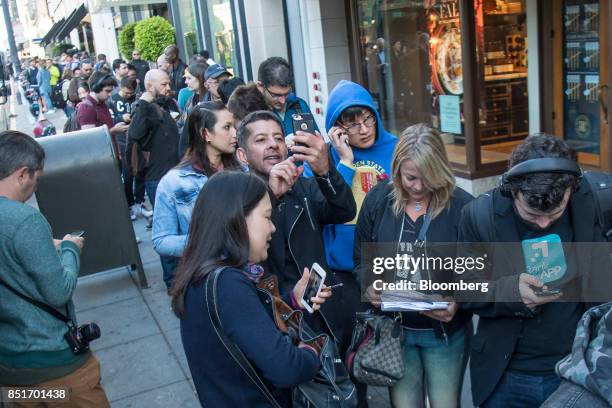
[144, 180, 160, 208]
[41, 92, 53, 111]
[391, 326, 469, 408]
[482, 370, 561, 408]
[161, 256, 178, 289]
[64, 105, 75, 118]
[144, 179, 175, 287]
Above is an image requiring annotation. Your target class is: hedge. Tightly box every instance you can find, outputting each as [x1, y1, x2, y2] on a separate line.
[118, 22, 137, 60]
[133, 17, 175, 62]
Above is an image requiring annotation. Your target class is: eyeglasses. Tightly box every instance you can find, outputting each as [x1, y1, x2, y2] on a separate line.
[340, 115, 376, 135]
[264, 86, 291, 101]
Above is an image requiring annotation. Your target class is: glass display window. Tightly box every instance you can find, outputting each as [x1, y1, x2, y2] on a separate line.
[478, 0, 530, 164]
[205, 0, 240, 76]
[562, 1, 604, 163]
[176, 0, 202, 60]
[352, 0, 471, 170]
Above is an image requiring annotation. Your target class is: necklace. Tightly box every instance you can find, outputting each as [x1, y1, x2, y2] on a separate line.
[414, 201, 422, 212]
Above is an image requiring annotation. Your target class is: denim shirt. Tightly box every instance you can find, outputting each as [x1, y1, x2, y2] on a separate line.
[152, 164, 208, 257]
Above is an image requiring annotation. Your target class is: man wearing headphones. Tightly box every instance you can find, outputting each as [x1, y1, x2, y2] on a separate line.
[458, 134, 612, 408]
[76, 71, 129, 158]
[459, 135, 610, 408]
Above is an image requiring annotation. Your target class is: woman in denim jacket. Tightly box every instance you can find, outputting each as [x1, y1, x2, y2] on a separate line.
[153, 101, 243, 288]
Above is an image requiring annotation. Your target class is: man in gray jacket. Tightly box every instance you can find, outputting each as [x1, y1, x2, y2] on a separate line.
[0, 131, 109, 406]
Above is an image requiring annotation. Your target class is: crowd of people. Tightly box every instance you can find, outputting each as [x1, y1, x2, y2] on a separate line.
[2, 44, 612, 408]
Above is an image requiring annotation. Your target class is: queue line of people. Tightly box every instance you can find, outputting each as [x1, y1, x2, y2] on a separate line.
[1, 50, 611, 408]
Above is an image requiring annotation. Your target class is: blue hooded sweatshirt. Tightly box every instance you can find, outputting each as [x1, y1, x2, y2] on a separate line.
[318, 80, 397, 272]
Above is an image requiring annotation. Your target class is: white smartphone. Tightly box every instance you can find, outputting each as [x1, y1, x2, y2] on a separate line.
[300, 262, 327, 313]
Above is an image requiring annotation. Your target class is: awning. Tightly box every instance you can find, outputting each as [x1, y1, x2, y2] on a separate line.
[41, 18, 66, 46]
[53, 5, 88, 43]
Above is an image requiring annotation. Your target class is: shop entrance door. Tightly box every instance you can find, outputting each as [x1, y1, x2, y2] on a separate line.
[553, 0, 610, 169]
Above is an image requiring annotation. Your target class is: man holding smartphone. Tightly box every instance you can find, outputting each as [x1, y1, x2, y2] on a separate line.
[0, 131, 110, 405]
[236, 111, 356, 335]
[458, 134, 612, 407]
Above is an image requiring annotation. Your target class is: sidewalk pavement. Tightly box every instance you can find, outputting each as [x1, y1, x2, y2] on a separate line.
[8, 81, 472, 408]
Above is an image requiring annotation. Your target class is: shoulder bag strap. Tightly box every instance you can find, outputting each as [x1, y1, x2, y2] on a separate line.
[205, 267, 283, 408]
[0, 279, 72, 324]
[584, 172, 612, 241]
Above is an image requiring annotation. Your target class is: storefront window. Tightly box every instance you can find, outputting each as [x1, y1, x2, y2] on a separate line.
[177, 0, 201, 59]
[562, 1, 602, 162]
[354, 0, 468, 167]
[354, 0, 536, 171]
[478, 0, 530, 165]
[206, 0, 239, 76]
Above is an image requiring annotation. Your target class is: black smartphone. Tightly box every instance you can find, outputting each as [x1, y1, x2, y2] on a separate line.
[291, 113, 316, 166]
[533, 286, 561, 296]
[70, 230, 85, 238]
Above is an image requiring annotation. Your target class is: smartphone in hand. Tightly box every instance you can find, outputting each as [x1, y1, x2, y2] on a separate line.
[533, 287, 561, 296]
[300, 262, 327, 313]
[70, 230, 85, 238]
[291, 113, 316, 166]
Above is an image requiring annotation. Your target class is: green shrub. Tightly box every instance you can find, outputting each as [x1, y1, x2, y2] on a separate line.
[50, 43, 75, 57]
[118, 23, 137, 59]
[133, 17, 175, 62]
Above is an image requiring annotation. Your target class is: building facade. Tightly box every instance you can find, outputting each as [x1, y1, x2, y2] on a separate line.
[172, 0, 611, 193]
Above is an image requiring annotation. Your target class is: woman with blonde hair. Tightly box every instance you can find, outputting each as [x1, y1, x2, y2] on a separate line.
[354, 123, 473, 407]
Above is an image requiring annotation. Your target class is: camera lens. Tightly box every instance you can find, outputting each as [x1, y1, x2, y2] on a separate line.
[80, 322, 101, 342]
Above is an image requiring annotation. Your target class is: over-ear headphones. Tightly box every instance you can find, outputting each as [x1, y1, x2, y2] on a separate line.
[500, 158, 583, 196]
[91, 73, 114, 93]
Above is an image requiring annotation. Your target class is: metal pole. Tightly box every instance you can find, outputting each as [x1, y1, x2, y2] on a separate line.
[1, 0, 21, 74]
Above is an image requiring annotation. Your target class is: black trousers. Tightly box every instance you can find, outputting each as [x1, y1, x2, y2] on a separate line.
[329, 270, 370, 408]
[122, 142, 145, 207]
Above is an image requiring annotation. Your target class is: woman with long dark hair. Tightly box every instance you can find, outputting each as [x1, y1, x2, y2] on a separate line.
[178, 62, 208, 157]
[173, 171, 329, 407]
[152, 101, 242, 289]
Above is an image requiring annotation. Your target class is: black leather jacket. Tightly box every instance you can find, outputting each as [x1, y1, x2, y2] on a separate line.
[262, 164, 356, 336]
[354, 181, 474, 340]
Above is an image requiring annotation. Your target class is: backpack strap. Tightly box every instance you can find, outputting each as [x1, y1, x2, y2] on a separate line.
[469, 192, 496, 242]
[583, 172, 612, 241]
[205, 267, 283, 408]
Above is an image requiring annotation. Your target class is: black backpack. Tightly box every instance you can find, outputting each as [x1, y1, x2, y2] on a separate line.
[62, 99, 97, 133]
[63, 110, 81, 133]
[471, 172, 612, 242]
[51, 80, 67, 109]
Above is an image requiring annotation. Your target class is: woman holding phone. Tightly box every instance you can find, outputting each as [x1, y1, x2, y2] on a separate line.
[172, 171, 331, 407]
[354, 124, 473, 408]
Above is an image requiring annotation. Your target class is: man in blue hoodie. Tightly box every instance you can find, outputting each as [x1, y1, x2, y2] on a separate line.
[308, 80, 397, 407]
[322, 80, 397, 273]
[256, 57, 319, 139]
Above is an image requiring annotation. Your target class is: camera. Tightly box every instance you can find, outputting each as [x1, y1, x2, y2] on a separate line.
[65, 322, 101, 354]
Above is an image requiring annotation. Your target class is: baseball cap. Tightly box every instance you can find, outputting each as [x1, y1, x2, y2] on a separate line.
[205, 64, 232, 80]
